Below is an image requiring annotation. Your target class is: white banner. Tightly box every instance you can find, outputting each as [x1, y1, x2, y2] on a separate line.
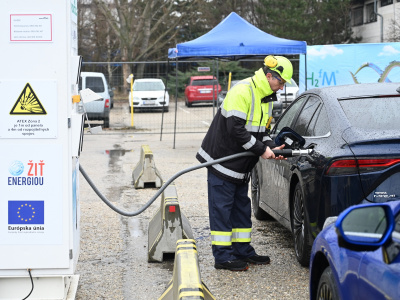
[300, 42, 400, 93]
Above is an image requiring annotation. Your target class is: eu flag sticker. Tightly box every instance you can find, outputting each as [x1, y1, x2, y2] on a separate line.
[8, 201, 44, 224]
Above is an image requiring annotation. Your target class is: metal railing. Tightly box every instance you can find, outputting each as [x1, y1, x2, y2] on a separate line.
[82, 60, 300, 138]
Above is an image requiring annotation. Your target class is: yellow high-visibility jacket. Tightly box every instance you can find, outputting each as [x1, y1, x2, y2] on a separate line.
[196, 68, 277, 184]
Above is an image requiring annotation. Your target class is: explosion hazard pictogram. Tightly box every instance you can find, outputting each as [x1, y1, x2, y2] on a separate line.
[10, 83, 47, 115]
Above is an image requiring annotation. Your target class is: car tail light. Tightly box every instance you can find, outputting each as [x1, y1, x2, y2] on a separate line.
[104, 99, 110, 108]
[326, 158, 400, 176]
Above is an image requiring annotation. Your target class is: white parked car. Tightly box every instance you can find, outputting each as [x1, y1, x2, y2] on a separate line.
[128, 78, 169, 112]
[217, 80, 241, 106]
[276, 79, 299, 108]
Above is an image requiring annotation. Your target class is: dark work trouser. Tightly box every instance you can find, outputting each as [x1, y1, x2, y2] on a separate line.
[207, 170, 256, 264]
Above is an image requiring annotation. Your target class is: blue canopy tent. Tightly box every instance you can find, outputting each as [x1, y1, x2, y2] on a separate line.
[170, 12, 306, 59]
[164, 12, 307, 146]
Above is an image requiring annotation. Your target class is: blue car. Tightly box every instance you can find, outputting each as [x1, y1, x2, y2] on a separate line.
[310, 200, 400, 300]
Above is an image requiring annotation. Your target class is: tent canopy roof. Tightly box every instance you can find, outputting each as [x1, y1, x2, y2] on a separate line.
[169, 12, 306, 60]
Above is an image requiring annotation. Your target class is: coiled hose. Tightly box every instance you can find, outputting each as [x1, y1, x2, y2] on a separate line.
[79, 149, 307, 217]
[79, 151, 255, 217]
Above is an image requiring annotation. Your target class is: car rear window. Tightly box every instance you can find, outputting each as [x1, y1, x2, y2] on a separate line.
[339, 97, 400, 130]
[191, 79, 218, 86]
[86, 77, 105, 93]
[134, 81, 164, 91]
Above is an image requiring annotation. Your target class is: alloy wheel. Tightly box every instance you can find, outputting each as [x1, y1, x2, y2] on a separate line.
[317, 282, 333, 300]
[293, 186, 305, 259]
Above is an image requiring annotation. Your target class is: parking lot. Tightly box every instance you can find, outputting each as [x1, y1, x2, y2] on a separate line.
[105, 98, 221, 133]
[76, 100, 309, 299]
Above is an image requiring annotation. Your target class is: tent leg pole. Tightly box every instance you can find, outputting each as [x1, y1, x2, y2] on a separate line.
[173, 59, 178, 149]
[216, 59, 219, 113]
[160, 59, 168, 141]
[305, 53, 308, 91]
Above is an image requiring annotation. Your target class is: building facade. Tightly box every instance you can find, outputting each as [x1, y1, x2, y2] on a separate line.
[351, 0, 400, 42]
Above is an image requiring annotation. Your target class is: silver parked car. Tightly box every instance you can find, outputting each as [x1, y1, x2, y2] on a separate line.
[276, 79, 299, 108]
[217, 80, 241, 105]
[79, 72, 111, 128]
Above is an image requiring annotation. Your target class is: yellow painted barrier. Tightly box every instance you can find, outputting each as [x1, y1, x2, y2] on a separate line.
[158, 240, 215, 300]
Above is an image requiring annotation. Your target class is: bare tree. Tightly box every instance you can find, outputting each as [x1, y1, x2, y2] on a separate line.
[84, 0, 199, 84]
[387, 19, 400, 42]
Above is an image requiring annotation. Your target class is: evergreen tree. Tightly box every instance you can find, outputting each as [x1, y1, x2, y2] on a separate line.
[255, 0, 358, 45]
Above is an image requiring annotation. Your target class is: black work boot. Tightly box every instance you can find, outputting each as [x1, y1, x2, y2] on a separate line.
[214, 259, 249, 271]
[242, 254, 270, 265]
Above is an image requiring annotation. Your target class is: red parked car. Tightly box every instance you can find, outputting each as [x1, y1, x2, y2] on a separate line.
[184, 76, 221, 107]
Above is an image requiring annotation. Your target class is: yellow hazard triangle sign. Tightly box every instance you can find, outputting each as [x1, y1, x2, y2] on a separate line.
[10, 83, 47, 115]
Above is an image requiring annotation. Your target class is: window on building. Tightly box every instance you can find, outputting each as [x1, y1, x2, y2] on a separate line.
[366, 3, 377, 23]
[352, 7, 363, 26]
[381, 0, 393, 6]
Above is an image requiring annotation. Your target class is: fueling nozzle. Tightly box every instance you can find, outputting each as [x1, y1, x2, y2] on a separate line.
[273, 149, 313, 157]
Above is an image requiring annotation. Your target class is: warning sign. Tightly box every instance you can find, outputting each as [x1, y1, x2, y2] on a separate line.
[10, 83, 47, 115]
[0, 80, 57, 139]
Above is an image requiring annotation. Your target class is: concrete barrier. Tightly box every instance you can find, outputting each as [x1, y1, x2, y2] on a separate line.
[148, 183, 194, 262]
[132, 145, 163, 189]
[158, 239, 215, 300]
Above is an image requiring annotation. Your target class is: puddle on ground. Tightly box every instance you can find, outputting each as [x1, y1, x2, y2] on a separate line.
[104, 149, 133, 167]
[104, 149, 132, 157]
[127, 217, 145, 238]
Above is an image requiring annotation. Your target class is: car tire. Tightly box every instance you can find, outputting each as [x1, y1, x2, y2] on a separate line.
[103, 116, 110, 128]
[251, 165, 273, 220]
[185, 98, 192, 107]
[316, 267, 339, 300]
[291, 182, 311, 267]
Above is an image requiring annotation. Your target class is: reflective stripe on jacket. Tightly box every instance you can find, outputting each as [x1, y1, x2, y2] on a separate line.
[196, 68, 277, 184]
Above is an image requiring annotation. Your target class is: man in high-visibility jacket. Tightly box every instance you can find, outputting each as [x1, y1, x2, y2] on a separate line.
[196, 55, 293, 271]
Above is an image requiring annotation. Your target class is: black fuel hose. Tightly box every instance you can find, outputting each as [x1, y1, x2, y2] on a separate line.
[79, 149, 311, 217]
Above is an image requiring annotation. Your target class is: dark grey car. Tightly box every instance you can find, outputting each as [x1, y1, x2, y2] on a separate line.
[251, 82, 400, 266]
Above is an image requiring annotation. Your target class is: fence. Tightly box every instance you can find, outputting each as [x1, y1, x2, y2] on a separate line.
[81, 59, 300, 135]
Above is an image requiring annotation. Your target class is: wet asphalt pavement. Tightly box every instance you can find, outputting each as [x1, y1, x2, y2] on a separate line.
[75, 103, 309, 300]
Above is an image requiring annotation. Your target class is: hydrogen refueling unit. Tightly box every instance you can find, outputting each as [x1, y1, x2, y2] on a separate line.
[0, 1, 83, 298]
[0, 2, 313, 299]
